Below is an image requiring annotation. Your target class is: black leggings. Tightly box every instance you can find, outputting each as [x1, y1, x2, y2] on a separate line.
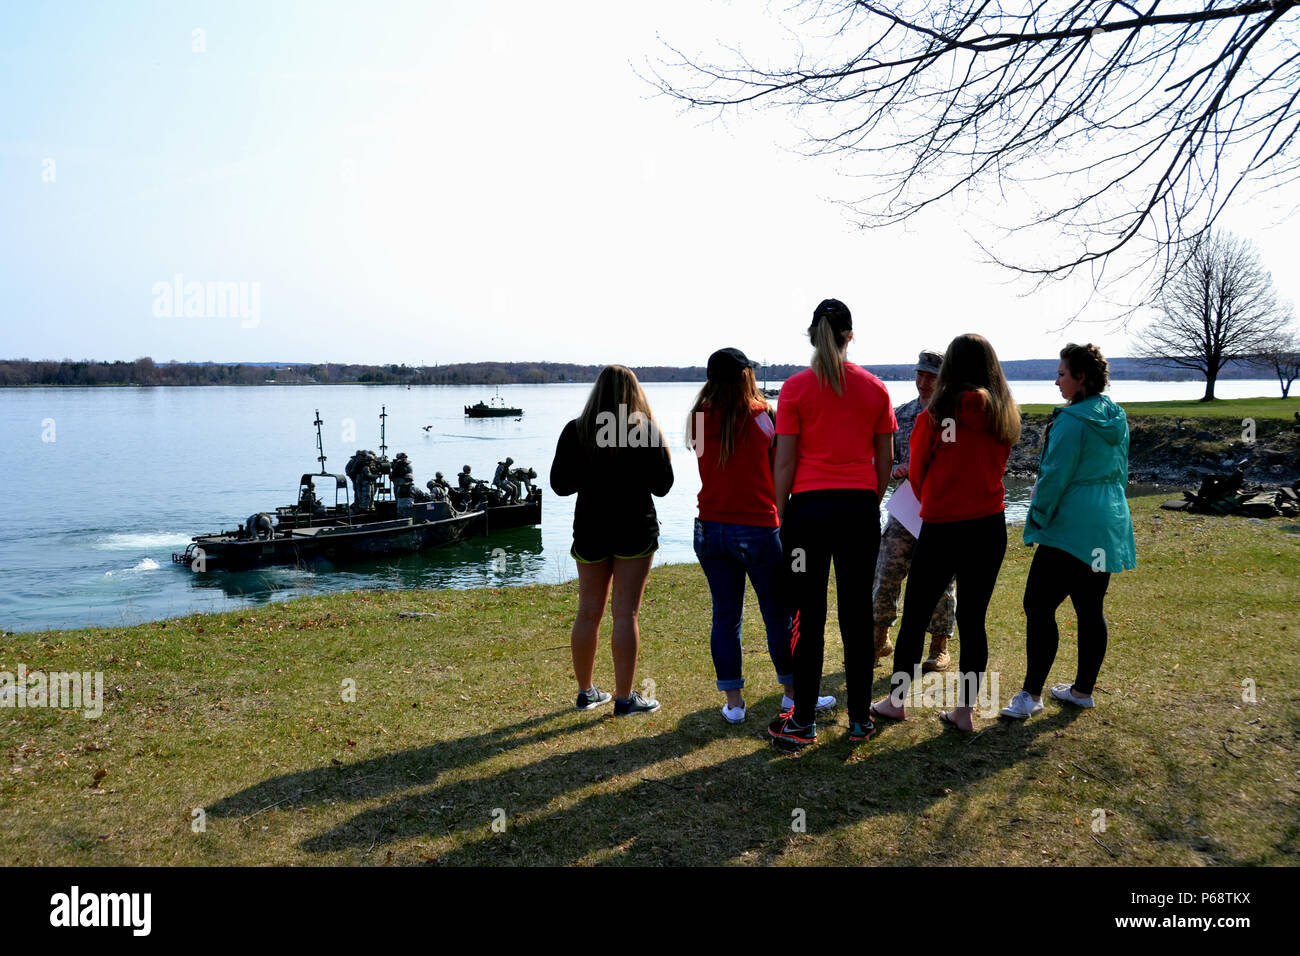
[1023, 544, 1110, 696]
[781, 489, 881, 727]
[891, 512, 1007, 707]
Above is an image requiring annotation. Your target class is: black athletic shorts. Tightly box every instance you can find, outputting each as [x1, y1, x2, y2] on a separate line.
[570, 534, 659, 564]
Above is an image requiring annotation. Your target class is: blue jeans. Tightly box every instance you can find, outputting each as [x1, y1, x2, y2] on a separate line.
[693, 518, 794, 691]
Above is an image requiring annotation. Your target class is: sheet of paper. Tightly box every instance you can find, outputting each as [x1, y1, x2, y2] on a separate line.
[885, 478, 923, 538]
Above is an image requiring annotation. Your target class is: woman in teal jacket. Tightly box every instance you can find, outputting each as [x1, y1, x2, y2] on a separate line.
[1001, 344, 1136, 719]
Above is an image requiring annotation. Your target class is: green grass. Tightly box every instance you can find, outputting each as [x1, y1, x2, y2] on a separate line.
[2, 496, 1297, 866]
[1019, 395, 1296, 419]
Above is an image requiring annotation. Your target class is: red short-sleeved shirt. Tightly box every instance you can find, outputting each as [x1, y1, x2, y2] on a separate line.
[775, 363, 897, 494]
[694, 401, 780, 527]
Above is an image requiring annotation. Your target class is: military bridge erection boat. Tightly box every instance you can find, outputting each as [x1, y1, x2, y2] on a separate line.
[172, 408, 541, 572]
[464, 387, 523, 418]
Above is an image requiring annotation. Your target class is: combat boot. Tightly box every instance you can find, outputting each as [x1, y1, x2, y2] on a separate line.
[874, 625, 893, 666]
[922, 633, 951, 673]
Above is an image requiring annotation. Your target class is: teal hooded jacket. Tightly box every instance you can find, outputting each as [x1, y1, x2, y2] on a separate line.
[1024, 394, 1137, 573]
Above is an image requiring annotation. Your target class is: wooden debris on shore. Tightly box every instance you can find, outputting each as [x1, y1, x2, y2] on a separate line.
[1162, 473, 1300, 518]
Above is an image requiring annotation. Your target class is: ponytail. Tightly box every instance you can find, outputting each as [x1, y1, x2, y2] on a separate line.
[810, 318, 848, 395]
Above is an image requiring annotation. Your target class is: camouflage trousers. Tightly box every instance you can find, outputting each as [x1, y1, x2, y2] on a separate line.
[872, 516, 956, 636]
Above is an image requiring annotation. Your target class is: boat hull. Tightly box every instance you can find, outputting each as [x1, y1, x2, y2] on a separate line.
[447, 488, 542, 533]
[463, 499, 541, 535]
[177, 510, 480, 570]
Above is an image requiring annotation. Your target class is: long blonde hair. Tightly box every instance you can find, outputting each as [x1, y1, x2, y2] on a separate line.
[928, 334, 1021, 445]
[686, 367, 770, 467]
[808, 298, 852, 395]
[576, 365, 668, 455]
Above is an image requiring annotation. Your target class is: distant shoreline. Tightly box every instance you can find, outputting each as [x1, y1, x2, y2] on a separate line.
[0, 356, 1270, 388]
[6, 378, 1281, 387]
[1, 377, 1278, 389]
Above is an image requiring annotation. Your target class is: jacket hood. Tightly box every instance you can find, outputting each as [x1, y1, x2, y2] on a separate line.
[1059, 394, 1127, 445]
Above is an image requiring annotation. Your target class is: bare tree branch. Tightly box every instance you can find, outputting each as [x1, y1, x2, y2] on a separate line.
[1251, 327, 1300, 396]
[647, 1, 1300, 314]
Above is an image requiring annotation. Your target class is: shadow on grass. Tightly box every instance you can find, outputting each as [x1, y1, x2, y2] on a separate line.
[205, 707, 589, 819]
[272, 680, 1087, 865]
[209, 660, 1194, 864]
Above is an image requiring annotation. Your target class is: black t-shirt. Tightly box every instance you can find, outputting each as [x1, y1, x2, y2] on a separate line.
[549, 417, 674, 551]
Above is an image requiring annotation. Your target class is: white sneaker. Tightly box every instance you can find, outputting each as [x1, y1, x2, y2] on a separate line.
[721, 701, 746, 724]
[1000, 690, 1044, 720]
[1050, 683, 1095, 709]
[781, 694, 837, 712]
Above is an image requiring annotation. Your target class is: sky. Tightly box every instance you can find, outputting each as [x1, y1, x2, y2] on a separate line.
[2, 0, 1298, 367]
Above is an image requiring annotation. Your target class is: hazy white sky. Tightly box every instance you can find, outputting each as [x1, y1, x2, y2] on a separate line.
[3, 0, 1297, 367]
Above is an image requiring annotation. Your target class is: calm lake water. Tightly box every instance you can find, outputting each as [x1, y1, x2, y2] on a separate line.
[2, 378, 1277, 634]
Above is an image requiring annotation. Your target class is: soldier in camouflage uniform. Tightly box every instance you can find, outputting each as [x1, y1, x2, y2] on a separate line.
[345, 449, 378, 511]
[872, 349, 956, 671]
[510, 465, 538, 499]
[427, 472, 452, 501]
[492, 457, 519, 503]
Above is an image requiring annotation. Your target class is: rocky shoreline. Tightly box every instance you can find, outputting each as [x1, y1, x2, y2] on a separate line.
[1008, 413, 1300, 487]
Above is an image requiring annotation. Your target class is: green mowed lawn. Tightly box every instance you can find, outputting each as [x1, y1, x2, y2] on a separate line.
[2, 497, 1297, 866]
[1019, 395, 1297, 419]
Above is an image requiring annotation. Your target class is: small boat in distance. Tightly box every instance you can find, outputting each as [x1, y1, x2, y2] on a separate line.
[465, 387, 523, 418]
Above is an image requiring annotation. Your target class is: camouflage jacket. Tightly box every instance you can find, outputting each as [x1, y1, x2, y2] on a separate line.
[892, 397, 925, 467]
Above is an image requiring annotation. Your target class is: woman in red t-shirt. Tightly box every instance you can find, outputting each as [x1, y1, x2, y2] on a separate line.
[687, 348, 837, 725]
[871, 333, 1021, 731]
[767, 299, 897, 748]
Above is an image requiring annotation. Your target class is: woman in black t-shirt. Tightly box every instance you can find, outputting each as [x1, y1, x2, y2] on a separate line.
[550, 365, 674, 717]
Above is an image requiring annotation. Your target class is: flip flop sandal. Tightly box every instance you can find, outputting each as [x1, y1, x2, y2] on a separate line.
[938, 710, 974, 733]
[869, 702, 907, 722]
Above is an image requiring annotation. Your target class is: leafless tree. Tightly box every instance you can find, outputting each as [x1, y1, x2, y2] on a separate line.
[649, 1, 1300, 312]
[1254, 328, 1300, 396]
[1136, 231, 1289, 399]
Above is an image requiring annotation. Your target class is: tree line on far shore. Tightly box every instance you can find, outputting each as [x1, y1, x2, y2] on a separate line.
[0, 356, 1272, 389]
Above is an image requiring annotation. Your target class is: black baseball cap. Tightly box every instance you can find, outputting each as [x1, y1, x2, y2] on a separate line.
[706, 347, 760, 382]
[809, 298, 852, 334]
